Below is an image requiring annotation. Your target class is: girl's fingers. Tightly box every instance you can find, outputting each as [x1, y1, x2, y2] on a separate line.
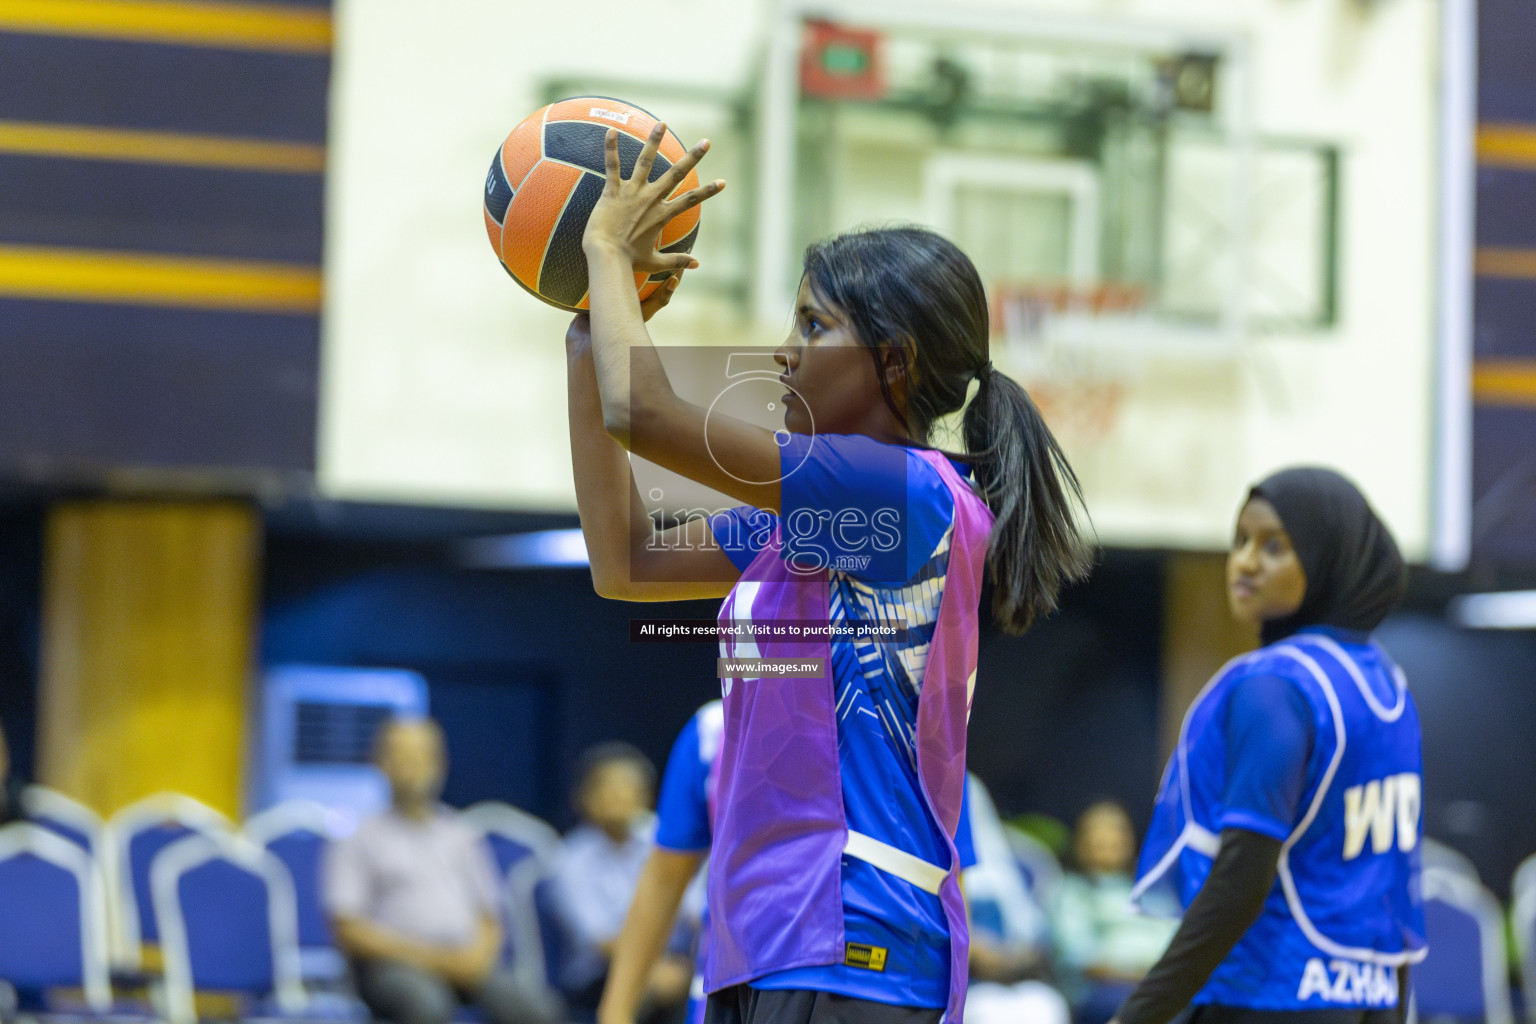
[603, 128, 621, 185]
[635, 251, 701, 276]
[663, 179, 726, 215]
[633, 121, 666, 185]
[656, 139, 711, 196]
[638, 272, 682, 321]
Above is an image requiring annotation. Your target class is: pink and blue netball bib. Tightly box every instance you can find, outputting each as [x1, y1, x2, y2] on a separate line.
[705, 447, 992, 1024]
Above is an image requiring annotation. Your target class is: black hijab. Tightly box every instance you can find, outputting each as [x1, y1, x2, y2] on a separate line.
[1248, 467, 1406, 645]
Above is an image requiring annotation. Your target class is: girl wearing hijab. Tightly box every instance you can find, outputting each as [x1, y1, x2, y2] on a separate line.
[1112, 468, 1425, 1024]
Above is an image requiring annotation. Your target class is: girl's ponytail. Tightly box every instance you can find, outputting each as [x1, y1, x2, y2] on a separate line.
[802, 226, 1093, 632]
[962, 366, 1092, 633]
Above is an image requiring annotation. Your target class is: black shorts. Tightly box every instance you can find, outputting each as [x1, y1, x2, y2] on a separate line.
[1183, 1004, 1405, 1024]
[704, 986, 943, 1024]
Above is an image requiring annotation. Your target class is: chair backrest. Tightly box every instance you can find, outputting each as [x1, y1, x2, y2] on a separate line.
[465, 803, 561, 991]
[1512, 853, 1536, 1024]
[107, 792, 231, 967]
[152, 832, 304, 1024]
[20, 786, 104, 857]
[961, 774, 1051, 948]
[532, 873, 568, 992]
[462, 802, 560, 878]
[243, 801, 336, 949]
[1415, 867, 1514, 1024]
[0, 823, 111, 1011]
[1422, 837, 1481, 881]
[1004, 824, 1064, 909]
[503, 857, 551, 991]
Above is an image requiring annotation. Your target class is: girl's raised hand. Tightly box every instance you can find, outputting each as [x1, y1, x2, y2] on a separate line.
[581, 122, 724, 275]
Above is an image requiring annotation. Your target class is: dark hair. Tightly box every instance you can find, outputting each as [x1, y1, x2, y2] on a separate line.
[571, 741, 656, 805]
[802, 226, 1092, 633]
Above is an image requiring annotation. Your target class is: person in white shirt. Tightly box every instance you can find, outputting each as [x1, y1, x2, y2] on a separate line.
[324, 718, 562, 1024]
[548, 743, 688, 1018]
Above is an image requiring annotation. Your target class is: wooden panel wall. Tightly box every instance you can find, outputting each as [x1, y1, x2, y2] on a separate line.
[1159, 552, 1257, 760]
[37, 500, 259, 817]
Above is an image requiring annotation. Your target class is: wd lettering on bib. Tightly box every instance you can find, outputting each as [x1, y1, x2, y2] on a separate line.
[1342, 772, 1421, 860]
[1297, 958, 1399, 1006]
[844, 943, 888, 971]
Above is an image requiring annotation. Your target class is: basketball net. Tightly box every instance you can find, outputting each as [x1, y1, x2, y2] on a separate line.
[989, 281, 1148, 447]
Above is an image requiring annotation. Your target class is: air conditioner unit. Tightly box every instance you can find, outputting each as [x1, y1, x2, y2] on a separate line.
[252, 665, 429, 835]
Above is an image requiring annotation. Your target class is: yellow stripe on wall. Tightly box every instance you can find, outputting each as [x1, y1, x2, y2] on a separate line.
[1473, 361, 1536, 407]
[1475, 247, 1536, 280]
[1477, 124, 1536, 171]
[0, 0, 331, 54]
[0, 244, 321, 314]
[0, 120, 324, 174]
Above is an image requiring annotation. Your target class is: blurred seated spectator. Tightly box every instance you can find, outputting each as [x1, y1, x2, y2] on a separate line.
[0, 721, 21, 827]
[962, 774, 1070, 1024]
[324, 717, 562, 1024]
[599, 702, 724, 1024]
[1052, 801, 1177, 1024]
[547, 743, 674, 1017]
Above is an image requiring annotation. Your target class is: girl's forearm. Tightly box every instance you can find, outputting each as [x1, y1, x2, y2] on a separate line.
[567, 335, 652, 598]
[585, 243, 680, 444]
[599, 848, 704, 1024]
[1116, 830, 1281, 1024]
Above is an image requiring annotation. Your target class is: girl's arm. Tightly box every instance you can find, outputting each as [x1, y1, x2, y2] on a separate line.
[1110, 829, 1280, 1024]
[1113, 676, 1315, 1024]
[597, 847, 706, 1024]
[566, 300, 742, 601]
[581, 124, 788, 513]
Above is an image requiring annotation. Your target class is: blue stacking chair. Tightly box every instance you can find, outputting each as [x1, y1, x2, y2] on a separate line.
[1423, 837, 1482, 880]
[21, 786, 104, 857]
[107, 793, 230, 971]
[1003, 825, 1063, 909]
[0, 822, 112, 1013]
[18, 787, 118, 979]
[152, 832, 306, 1024]
[244, 800, 343, 982]
[1512, 853, 1536, 1024]
[462, 802, 563, 995]
[532, 874, 570, 995]
[501, 855, 556, 993]
[461, 801, 560, 878]
[1415, 865, 1514, 1024]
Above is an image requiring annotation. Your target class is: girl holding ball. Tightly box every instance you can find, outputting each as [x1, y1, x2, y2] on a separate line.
[565, 122, 1090, 1024]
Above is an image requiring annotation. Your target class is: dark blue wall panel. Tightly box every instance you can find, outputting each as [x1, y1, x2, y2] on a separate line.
[0, 34, 330, 141]
[1470, 406, 1536, 565]
[1473, 0, 1536, 567]
[1377, 614, 1536, 897]
[0, 19, 329, 478]
[1475, 166, 1536, 249]
[260, 543, 1167, 835]
[0, 155, 325, 263]
[0, 300, 318, 472]
[1473, 277, 1536, 360]
[1479, 0, 1536, 123]
[0, 508, 41, 783]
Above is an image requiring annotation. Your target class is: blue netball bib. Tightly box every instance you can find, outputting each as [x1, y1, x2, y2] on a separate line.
[1132, 628, 1427, 1010]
